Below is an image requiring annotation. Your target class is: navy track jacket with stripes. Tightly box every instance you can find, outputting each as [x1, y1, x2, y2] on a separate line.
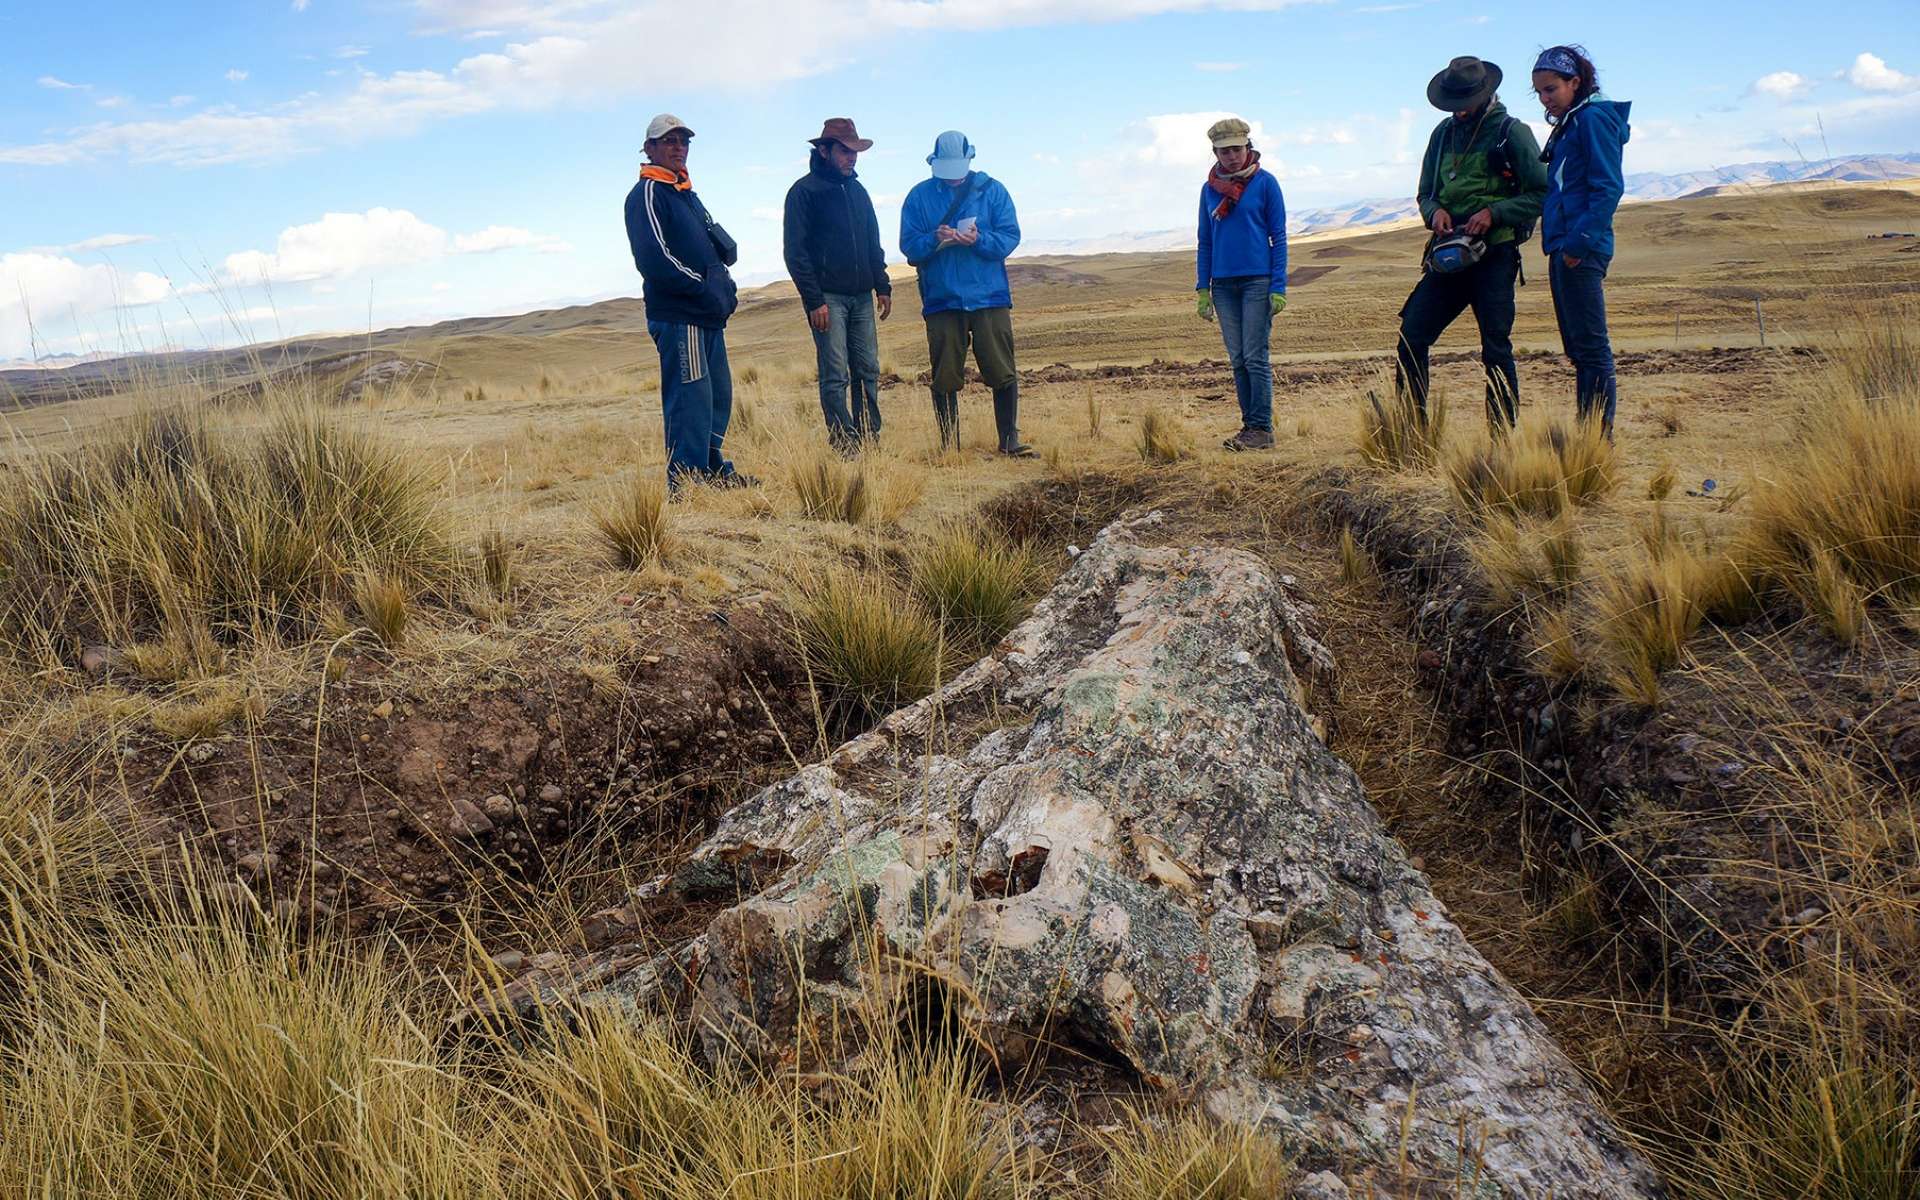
[624, 174, 739, 329]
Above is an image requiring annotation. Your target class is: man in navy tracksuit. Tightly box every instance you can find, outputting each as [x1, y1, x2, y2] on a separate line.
[623, 113, 755, 491]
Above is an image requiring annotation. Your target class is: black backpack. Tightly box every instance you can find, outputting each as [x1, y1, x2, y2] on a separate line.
[1487, 116, 1536, 246]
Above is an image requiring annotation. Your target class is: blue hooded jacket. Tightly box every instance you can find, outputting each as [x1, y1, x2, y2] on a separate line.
[1541, 98, 1632, 260]
[899, 171, 1020, 315]
[1196, 168, 1287, 294]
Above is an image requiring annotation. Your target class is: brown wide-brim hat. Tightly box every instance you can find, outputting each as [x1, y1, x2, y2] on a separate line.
[809, 117, 874, 152]
[1427, 56, 1503, 111]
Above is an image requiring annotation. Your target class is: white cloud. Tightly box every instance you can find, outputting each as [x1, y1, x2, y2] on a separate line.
[292, 0, 310, 10]
[64, 233, 157, 253]
[37, 75, 87, 90]
[452, 225, 571, 254]
[1, 0, 1319, 167]
[1847, 53, 1919, 94]
[336, 45, 371, 58]
[222, 208, 570, 284]
[224, 208, 449, 283]
[1, 253, 174, 358]
[225, 69, 250, 83]
[1751, 71, 1810, 100]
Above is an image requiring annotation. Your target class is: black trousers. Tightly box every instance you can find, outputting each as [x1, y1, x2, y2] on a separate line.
[1395, 241, 1522, 427]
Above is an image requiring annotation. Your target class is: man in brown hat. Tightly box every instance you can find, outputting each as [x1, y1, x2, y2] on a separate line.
[783, 117, 893, 452]
[1395, 56, 1547, 430]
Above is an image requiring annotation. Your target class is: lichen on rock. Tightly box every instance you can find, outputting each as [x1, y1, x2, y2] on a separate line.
[517, 513, 1661, 1197]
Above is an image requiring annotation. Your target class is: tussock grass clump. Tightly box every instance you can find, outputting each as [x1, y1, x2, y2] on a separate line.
[1649, 461, 1679, 501]
[908, 524, 1045, 656]
[1136, 409, 1194, 464]
[514, 1014, 1019, 1200]
[0, 406, 453, 663]
[1581, 537, 1752, 705]
[477, 527, 515, 598]
[594, 476, 671, 568]
[1674, 1051, 1920, 1200]
[790, 454, 871, 523]
[1446, 417, 1619, 518]
[352, 569, 412, 649]
[1740, 390, 1920, 618]
[1097, 1111, 1290, 1200]
[1357, 385, 1448, 470]
[1471, 512, 1583, 607]
[1337, 525, 1373, 584]
[791, 567, 946, 720]
[0, 913, 482, 1197]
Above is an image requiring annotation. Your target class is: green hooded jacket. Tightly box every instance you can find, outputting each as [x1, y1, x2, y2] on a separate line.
[1416, 102, 1548, 245]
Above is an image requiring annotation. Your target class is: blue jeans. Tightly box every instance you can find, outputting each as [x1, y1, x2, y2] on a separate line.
[1548, 251, 1617, 432]
[811, 292, 882, 449]
[1210, 276, 1273, 432]
[647, 320, 736, 489]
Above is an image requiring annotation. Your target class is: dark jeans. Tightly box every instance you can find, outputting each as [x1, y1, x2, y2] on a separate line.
[1548, 250, 1617, 432]
[647, 320, 736, 489]
[1395, 241, 1521, 427]
[1210, 275, 1273, 432]
[812, 291, 882, 449]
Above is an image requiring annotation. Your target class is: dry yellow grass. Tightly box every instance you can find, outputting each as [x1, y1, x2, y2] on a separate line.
[1445, 416, 1620, 519]
[1, 184, 1917, 1200]
[1356, 382, 1448, 469]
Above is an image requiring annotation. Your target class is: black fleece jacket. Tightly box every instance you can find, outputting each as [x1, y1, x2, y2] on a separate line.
[782, 153, 891, 313]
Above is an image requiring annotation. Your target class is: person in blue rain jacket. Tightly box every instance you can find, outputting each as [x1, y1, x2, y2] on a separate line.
[1532, 44, 1632, 437]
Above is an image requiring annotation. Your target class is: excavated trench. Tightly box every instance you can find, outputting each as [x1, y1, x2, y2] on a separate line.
[457, 487, 1672, 1198]
[93, 465, 1874, 1195]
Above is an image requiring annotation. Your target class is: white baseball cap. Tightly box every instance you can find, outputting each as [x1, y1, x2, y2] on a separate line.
[645, 113, 694, 141]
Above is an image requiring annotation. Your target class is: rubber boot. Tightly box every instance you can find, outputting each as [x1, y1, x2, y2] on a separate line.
[991, 383, 1034, 458]
[932, 389, 960, 453]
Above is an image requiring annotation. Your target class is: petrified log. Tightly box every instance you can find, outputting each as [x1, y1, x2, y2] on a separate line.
[558, 515, 1662, 1196]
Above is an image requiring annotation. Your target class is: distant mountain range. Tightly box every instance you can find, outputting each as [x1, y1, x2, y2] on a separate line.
[1018, 152, 1920, 258]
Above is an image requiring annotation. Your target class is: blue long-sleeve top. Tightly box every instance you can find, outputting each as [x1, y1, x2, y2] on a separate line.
[899, 171, 1020, 315]
[1542, 98, 1632, 260]
[1195, 169, 1287, 294]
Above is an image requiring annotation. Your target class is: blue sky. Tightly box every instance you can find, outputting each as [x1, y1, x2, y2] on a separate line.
[3, 0, 1917, 360]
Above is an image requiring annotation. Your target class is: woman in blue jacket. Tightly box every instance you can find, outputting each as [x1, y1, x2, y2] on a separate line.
[1195, 117, 1288, 451]
[1533, 45, 1631, 437]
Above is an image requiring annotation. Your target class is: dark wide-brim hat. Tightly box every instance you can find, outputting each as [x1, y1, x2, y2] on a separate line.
[809, 117, 874, 152]
[1427, 56, 1503, 111]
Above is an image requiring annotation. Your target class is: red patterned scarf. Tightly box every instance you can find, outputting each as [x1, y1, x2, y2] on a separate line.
[1206, 152, 1262, 220]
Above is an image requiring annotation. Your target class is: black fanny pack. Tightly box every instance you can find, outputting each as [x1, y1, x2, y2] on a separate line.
[1426, 231, 1487, 274]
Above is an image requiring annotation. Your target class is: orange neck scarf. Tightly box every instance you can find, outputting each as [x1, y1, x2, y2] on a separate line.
[640, 164, 691, 191]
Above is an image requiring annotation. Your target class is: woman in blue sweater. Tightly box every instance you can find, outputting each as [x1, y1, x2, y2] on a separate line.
[1195, 118, 1288, 451]
[1533, 45, 1632, 437]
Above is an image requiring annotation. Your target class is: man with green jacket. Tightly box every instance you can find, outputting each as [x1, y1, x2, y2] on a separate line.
[1396, 56, 1548, 428]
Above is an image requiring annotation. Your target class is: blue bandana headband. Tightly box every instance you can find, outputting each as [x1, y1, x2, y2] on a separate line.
[1534, 48, 1580, 77]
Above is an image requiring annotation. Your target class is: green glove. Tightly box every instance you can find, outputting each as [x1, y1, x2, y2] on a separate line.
[1271, 293, 1288, 316]
[1196, 291, 1215, 322]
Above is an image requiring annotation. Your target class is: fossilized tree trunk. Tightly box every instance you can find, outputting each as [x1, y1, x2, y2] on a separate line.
[532, 515, 1661, 1197]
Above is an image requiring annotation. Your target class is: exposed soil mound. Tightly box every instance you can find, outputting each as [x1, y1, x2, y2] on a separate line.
[92, 599, 816, 934]
[211, 351, 440, 406]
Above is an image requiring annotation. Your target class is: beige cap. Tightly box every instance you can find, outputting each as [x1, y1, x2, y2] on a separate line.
[645, 113, 694, 141]
[1207, 118, 1252, 148]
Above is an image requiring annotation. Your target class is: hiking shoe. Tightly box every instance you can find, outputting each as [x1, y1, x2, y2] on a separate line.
[1222, 428, 1275, 452]
[998, 442, 1037, 459]
[716, 471, 761, 489]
